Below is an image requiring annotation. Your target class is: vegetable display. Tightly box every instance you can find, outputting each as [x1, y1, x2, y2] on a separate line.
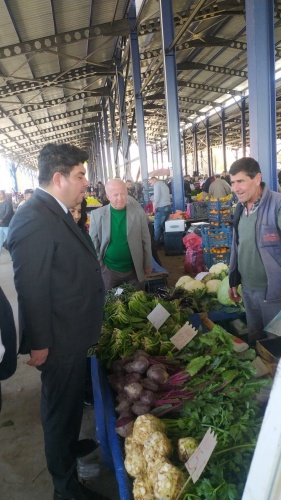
[93, 278, 270, 500]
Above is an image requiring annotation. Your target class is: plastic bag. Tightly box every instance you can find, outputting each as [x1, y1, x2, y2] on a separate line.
[182, 232, 204, 275]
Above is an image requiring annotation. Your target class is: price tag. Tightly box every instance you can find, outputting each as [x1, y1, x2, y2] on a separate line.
[170, 322, 198, 350]
[115, 288, 124, 295]
[186, 428, 217, 483]
[147, 303, 170, 330]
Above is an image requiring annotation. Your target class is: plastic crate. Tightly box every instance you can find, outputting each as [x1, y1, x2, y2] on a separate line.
[201, 224, 232, 249]
[164, 231, 186, 255]
[145, 277, 168, 293]
[208, 209, 231, 224]
[208, 199, 232, 210]
[189, 201, 209, 219]
[203, 248, 231, 269]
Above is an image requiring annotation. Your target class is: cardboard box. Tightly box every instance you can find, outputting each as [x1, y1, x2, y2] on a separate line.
[256, 337, 281, 376]
[165, 219, 185, 232]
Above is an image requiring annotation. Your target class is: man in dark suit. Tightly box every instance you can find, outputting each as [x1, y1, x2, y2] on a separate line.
[8, 143, 107, 500]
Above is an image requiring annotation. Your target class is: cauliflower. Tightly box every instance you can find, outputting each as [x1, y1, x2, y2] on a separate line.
[143, 431, 172, 463]
[178, 437, 199, 462]
[124, 443, 146, 478]
[205, 279, 222, 295]
[133, 414, 165, 445]
[175, 275, 194, 288]
[182, 280, 206, 294]
[133, 476, 155, 500]
[209, 263, 228, 274]
[154, 462, 186, 500]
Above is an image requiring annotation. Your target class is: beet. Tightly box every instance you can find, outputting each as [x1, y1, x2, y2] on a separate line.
[131, 402, 151, 416]
[107, 374, 125, 392]
[134, 350, 149, 359]
[141, 378, 159, 392]
[123, 382, 143, 401]
[115, 399, 132, 414]
[111, 359, 124, 373]
[139, 390, 155, 406]
[125, 372, 143, 384]
[147, 365, 169, 385]
[124, 356, 149, 374]
[115, 415, 134, 437]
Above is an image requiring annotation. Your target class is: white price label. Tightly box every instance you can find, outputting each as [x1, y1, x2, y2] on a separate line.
[186, 428, 217, 483]
[115, 288, 124, 295]
[147, 303, 170, 330]
[170, 322, 198, 350]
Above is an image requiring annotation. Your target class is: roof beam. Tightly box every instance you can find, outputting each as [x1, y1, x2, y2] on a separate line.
[0, 19, 130, 61]
[0, 66, 114, 99]
[177, 60, 247, 78]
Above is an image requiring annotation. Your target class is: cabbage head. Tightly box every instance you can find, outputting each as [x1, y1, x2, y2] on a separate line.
[217, 276, 240, 305]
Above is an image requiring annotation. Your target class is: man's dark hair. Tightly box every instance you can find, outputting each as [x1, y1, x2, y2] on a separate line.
[229, 157, 261, 179]
[38, 143, 88, 186]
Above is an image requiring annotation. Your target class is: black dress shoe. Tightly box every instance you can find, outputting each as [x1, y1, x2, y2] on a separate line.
[76, 438, 99, 458]
[54, 481, 110, 499]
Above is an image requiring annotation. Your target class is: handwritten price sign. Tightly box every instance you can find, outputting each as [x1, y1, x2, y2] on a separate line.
[147, 303, 170, 330]
[186, 428, 217, 483]
[170, 322, 198, 350]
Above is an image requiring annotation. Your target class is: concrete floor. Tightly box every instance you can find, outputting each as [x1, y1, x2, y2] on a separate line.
[0, 245, 185, 500]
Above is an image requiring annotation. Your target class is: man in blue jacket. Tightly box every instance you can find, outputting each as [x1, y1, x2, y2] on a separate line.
[228, 157, 281, 345]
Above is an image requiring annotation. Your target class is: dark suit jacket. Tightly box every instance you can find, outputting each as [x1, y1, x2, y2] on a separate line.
[7, 188, 105, 355]
[0, 287, 17, 380]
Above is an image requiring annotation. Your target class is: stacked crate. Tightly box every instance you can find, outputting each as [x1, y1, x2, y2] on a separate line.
[202, 223, 232, 269]
[202, 197, 233, 269]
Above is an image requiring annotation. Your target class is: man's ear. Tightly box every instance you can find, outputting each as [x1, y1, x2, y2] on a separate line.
[53, 172, 62, 188]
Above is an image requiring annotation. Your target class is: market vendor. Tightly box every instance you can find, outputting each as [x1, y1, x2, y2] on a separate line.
[90, 178, 152, 291]
[228, 157, 281, 345]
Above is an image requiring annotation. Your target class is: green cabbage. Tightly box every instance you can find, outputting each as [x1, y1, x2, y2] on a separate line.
[217, 276, 238, 305]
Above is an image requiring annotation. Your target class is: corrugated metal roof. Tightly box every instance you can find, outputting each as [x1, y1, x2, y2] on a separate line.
[0, 0, 279, 169]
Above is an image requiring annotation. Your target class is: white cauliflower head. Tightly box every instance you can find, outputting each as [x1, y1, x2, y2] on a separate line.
[205, 279, 222, 295]
[175, 275, 195, 288]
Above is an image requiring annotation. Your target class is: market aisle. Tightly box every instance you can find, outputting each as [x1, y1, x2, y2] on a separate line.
[0, 248, 119, 500]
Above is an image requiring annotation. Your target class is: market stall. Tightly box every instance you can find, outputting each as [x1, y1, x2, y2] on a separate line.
[89, 266, 273, 500]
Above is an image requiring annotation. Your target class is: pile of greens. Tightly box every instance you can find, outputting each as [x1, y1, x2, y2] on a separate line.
[159, 325, 271, 500]
[92, 287, 191, 367]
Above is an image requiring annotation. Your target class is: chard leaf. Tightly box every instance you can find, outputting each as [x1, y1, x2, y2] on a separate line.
[187, 355, 211, 376]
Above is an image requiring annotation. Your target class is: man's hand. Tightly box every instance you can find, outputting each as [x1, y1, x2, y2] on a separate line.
[145, 268, 152, 275]
[228, 287, 241, 303]
[27, 348, 49, 367]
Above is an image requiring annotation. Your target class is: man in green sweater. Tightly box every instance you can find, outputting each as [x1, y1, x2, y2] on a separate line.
[90, 179, 152, 291]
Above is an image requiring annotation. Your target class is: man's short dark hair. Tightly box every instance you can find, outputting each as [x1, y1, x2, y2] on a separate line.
[229, 157, 261, 179]
[38, 143, 88, 186]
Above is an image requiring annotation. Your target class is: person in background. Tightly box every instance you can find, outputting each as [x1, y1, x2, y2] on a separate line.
[209, 173, 232, 199]
[184, 175, 194, 204]
[221, 170, 231, 185]
[90, 178, 152, 291]
[7, 143, 107, 500]
[0, 190, 14, 254]
[201, 175, 215, 199]
[149, 176, 172, 246]
[97, 181, 108, 206]
[126, 179, 137, 199]
[228, 157, 281, 346]
[17, 188, 34, 208]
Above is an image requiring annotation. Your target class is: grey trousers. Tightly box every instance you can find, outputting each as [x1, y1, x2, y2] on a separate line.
[101, 264, 144, 292]
[242, 285, 281, 343]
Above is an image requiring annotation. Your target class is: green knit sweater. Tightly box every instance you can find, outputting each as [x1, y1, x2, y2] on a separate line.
[104, 206, 134, 272]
